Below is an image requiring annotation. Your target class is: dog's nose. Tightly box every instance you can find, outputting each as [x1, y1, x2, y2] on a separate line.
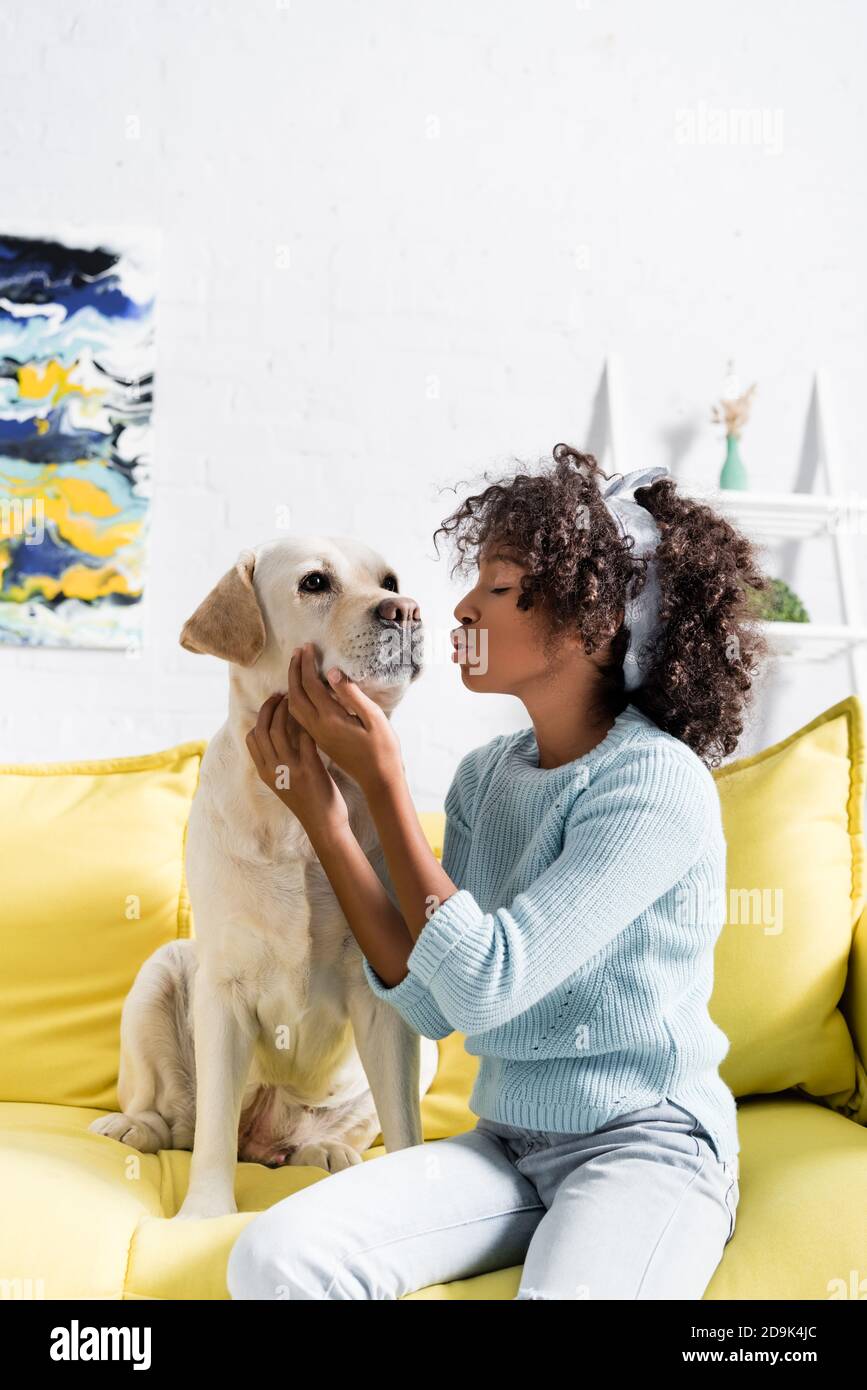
[375, 595, 421, 624]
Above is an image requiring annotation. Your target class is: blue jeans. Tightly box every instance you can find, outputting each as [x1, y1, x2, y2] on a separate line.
[226, 1098, 740, 1300]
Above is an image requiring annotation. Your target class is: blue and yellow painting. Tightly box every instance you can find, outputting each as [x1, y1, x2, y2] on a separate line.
[0, 228, 157, 647]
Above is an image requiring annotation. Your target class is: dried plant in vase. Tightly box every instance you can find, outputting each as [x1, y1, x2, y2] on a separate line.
[711, 363, 757, 490]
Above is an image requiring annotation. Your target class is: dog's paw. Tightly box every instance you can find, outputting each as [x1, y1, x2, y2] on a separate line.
[171, 1200, 237, 1221]
[88, 1112, 163, 1153]
[290, 1140, 363, 1173]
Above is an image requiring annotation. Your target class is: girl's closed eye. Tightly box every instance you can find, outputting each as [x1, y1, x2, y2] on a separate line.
[490, 587, 511, 594]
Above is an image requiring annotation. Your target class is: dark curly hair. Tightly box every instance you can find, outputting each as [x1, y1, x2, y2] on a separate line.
[432, 443, 771, 767]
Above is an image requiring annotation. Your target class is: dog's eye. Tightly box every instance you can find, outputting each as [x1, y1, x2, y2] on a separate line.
[381, 575, 399, 592]
[299, 571, 331, 594]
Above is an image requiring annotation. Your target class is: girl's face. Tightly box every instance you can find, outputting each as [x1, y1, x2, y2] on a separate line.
[451, 544, 563, 694]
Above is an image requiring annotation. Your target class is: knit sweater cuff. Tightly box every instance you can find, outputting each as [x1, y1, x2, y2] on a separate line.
[361, 954, 449, 1037]
[406, 889, 484, 988]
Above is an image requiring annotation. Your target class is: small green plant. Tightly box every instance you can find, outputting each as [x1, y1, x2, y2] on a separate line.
[745, 577, 810, 623]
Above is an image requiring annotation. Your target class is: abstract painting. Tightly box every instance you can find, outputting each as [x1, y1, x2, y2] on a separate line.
[0, 226, 158, 648]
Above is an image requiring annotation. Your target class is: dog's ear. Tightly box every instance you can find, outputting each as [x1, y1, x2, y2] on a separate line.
[179, 548, 267, 665]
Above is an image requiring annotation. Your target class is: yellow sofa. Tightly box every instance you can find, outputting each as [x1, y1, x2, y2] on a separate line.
[1, 697, 866, 1300]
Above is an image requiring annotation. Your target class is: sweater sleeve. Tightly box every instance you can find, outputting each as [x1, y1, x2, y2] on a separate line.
[399, 744, 720, 1036]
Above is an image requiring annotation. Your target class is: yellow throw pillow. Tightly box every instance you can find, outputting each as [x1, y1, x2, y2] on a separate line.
[0, 741, 205, 1110]
[711, 696, 865, 1121]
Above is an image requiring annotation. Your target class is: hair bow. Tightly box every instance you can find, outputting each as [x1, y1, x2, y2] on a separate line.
[598, 465, 671, 691]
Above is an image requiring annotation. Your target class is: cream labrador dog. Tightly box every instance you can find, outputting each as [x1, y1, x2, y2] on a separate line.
[89, 537, 439, 1220]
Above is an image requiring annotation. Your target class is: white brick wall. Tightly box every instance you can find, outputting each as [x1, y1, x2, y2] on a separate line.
[1, 0, 866, 807]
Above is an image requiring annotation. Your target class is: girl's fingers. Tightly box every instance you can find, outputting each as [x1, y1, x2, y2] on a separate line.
[284, 706, 303, 757]
[323, 669, 376, 730]
[297, 644, 345, 717]
[287, 649, 320, 728]
[298, 644, 356, 725]
[269, 695, 293, 764]
[298, 729, 323, 770]
[254, 692, 282, 764]
[295, 720, 317, 753]
[248, 689, 337, 805]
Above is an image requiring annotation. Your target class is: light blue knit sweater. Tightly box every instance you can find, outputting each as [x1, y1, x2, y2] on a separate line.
[362, 702, 739, 1163]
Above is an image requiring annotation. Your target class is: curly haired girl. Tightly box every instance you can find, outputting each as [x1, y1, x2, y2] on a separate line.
[231, 442, 770, 1301]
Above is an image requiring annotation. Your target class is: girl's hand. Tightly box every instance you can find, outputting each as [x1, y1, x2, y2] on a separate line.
[287, 642, 403, 793]
[245, 692, 351, 841]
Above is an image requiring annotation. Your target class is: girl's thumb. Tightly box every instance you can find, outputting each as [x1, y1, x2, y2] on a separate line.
[326, 667, 368, 717]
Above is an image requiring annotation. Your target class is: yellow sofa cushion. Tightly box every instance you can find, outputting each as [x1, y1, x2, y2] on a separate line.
[710, 696, 865, 1123]
[0, 741, 205, 1111]
[2, 1093, 863, 1299]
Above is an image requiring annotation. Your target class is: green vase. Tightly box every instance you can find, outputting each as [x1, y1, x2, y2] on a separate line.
[719, 433, 748, 490]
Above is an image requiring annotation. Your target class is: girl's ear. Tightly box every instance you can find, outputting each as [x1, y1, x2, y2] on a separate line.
[179, 548, 267, 666]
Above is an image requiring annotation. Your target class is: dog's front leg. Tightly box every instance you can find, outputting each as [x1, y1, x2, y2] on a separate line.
[173, 975, 256, 1220]
[348, 982, 424, 1152]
